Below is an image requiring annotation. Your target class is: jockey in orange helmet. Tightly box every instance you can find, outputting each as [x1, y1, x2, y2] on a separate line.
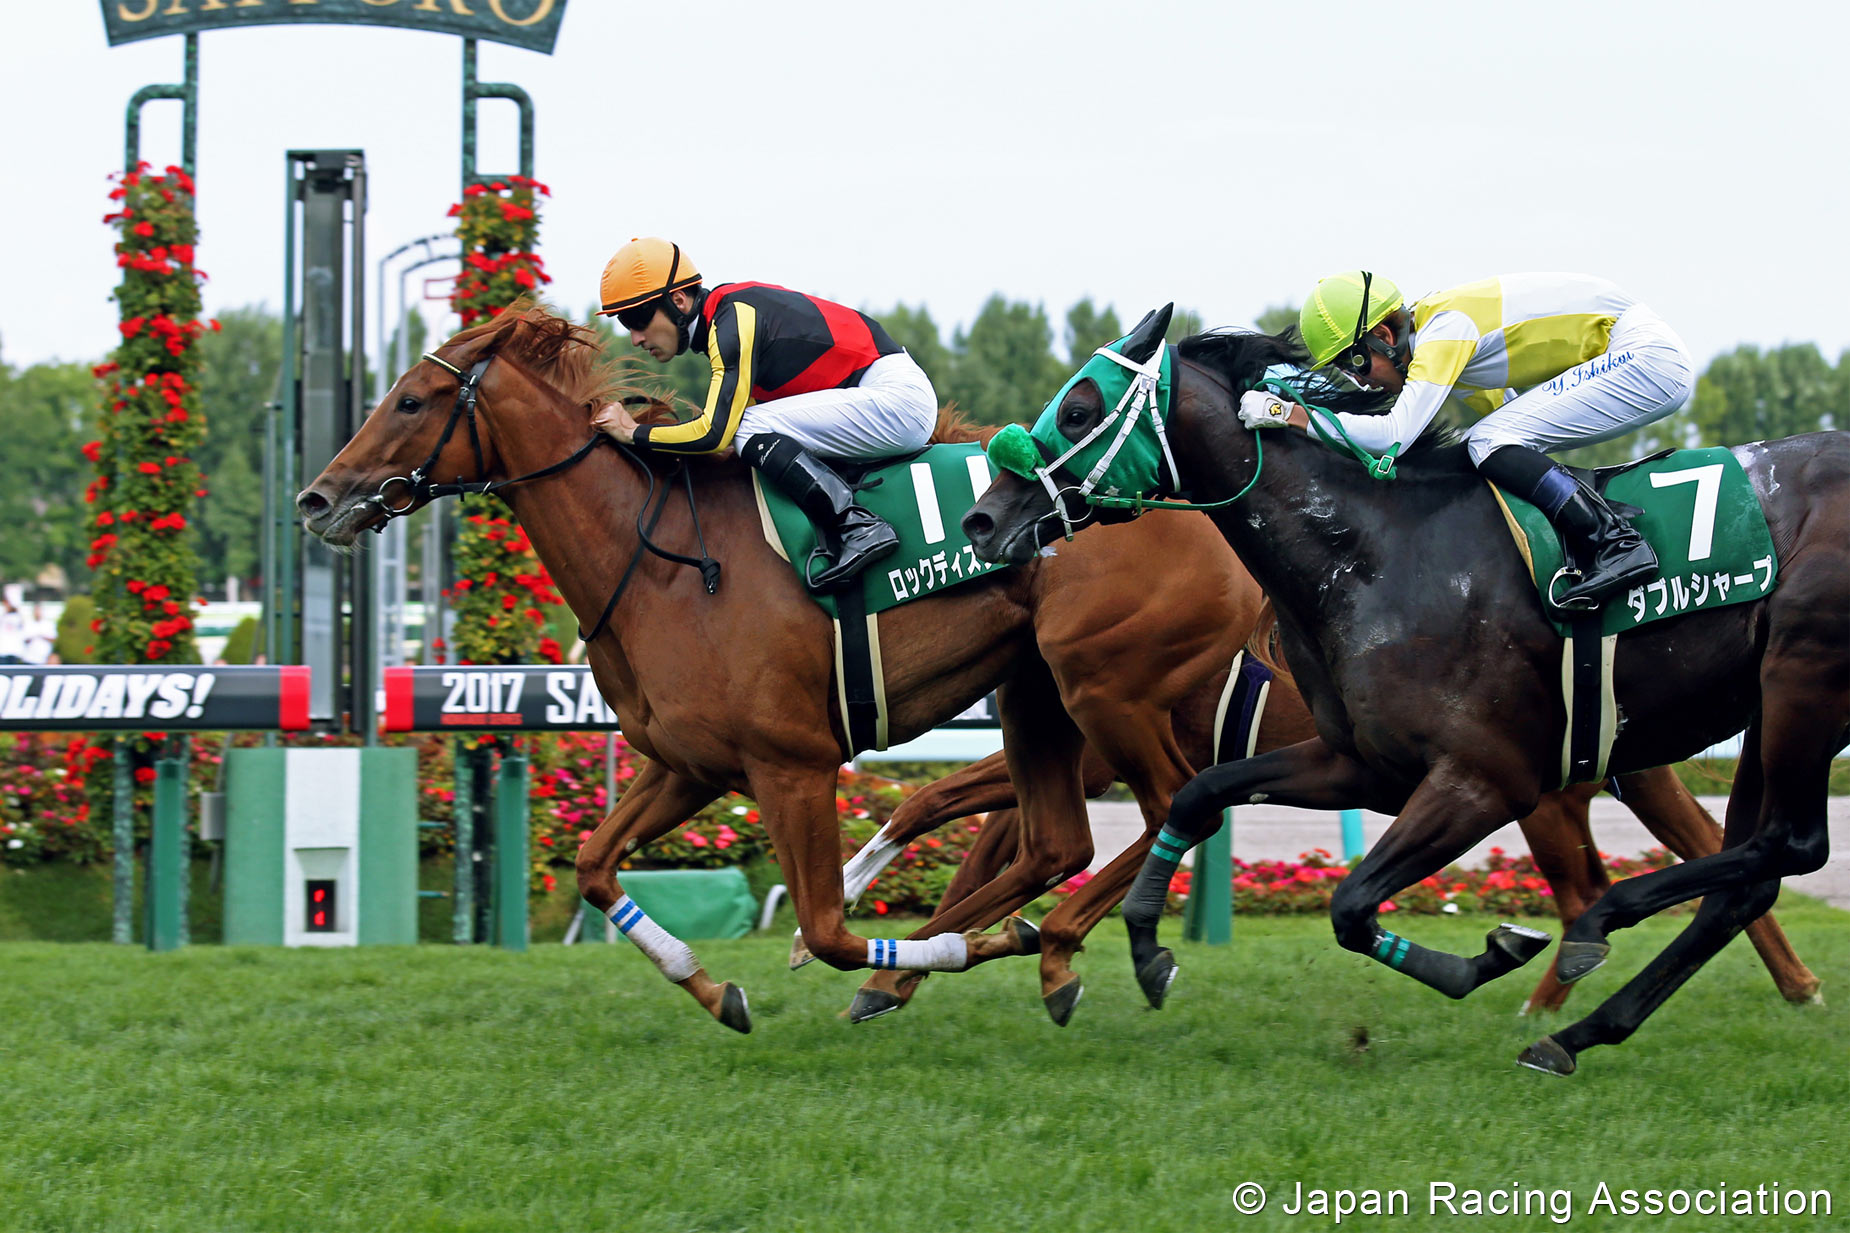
[592, 238, 939, 592]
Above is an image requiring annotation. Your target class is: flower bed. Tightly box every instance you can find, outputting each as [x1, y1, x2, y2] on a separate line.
[1053, 845, 1682, 917]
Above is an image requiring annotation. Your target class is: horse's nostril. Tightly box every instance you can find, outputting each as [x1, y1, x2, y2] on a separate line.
[962, 510, 994, 543]
[296, 489, 329, 518]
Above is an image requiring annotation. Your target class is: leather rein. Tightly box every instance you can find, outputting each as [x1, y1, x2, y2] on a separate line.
[365, 351, 720, 645]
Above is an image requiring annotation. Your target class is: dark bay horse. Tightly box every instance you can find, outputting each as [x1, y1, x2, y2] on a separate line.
[848, 655, 1818, 1020]
[299, 306, 1264, 1030]
[965, 308, 1848, 1073]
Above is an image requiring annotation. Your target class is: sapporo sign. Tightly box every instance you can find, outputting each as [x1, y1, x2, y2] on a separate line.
[101, 0, 567, 55]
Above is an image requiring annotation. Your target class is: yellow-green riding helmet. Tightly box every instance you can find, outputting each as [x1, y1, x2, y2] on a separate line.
[1298, 270, 1405, 373]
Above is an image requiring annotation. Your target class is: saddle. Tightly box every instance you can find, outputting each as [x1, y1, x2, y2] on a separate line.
[752, 443, 1016, 753]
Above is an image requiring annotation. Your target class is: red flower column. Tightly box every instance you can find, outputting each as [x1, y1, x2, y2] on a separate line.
[90, 163, 212, 665]
[445, 175, 556, 667]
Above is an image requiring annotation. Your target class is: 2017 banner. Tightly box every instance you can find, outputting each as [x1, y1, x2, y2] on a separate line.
[381, 666, 1002, 733]
[100, 0, 568, 55]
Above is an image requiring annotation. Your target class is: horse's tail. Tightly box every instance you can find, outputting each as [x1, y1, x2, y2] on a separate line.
[930, 404, 998, 445]
[1244, 598, 1288, 674]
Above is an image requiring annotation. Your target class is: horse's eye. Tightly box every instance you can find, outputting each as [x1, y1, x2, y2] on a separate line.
[396, 395, 421, 414]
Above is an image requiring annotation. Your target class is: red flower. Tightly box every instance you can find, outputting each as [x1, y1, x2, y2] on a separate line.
[82, 441, 103, 463]
[133, 221, 155, 238]
[137, 461, 161, 474]
[134, 767, 156, 784]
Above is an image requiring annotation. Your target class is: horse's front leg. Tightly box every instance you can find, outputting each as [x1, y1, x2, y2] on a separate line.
[792, 749, 1028, 972]
[750, 765, 1033, 1000]
[1324, 768, 1555, 1001]
[1121, 738, 1402, 1006]
[574, 761, 744, 1030]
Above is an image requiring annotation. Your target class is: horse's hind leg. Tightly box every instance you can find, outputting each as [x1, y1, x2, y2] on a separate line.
[1610, 767, 1820, 1004]
[1513, 784, 1608, 1014]
[1034, 704, 1194, 1021]
[1520, 872, 1784, 1075]
[574, 761, 744, 1030]
[1530, 653, 1845, 1072]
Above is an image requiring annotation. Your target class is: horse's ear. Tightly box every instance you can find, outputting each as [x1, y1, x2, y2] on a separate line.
[1122, 304, 1173, 364]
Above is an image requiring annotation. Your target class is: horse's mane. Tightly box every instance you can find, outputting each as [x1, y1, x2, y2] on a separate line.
[1177, 326, 1471, 474]
[930, 405, 993, 444]
[449, 298, 679, 422]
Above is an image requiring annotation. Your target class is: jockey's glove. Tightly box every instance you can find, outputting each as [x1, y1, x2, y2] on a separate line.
[1237, 389, 1293, 429]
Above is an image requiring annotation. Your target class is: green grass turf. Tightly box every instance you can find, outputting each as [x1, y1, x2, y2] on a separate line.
[1, 903, 1846, 1233]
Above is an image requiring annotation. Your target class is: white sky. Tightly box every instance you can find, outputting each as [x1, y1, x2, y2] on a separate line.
[3, 1, 1846, 372]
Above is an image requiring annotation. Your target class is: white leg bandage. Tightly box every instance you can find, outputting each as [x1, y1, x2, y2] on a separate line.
[610, 895, 700, 984]
[842, 822, 904, 905]
[867, 933, 969, 972]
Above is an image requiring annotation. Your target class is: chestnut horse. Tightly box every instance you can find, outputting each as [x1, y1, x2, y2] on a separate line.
[965, 308, 1848, 1073]
[301, 306, 1260, 1030]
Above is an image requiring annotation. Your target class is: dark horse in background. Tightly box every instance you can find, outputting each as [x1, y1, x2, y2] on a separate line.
[966, 307, 1849, 1074]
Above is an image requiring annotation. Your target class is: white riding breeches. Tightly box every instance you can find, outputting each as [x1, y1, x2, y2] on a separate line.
[733, 351, 939, 462]
[1464, 305, 1697, 465]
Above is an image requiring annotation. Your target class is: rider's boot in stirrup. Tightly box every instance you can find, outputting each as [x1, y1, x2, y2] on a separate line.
[742, 433, 899, 593]
[1549, 477, 1659, 610]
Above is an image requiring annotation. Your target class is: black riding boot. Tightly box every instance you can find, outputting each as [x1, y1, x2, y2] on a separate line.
[1549, 483, 1659, 609]
[1478, 444, 1658, 611]
[741, 433, 899, 593]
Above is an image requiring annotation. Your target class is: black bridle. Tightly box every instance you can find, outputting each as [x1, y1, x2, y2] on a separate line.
[367, 351, 720, 645]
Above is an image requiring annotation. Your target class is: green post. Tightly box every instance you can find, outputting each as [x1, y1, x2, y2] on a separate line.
[1182, 809, 1233, 945]
[451, 738, 474, 943]
[493, 752, 529, 951]
[145, 755, 186, 952]
[111, 737, 135, 944]
[1340, 809, 1367, 861]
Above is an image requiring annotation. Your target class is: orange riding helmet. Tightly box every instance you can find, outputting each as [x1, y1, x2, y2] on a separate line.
[596, 237, 702, 319]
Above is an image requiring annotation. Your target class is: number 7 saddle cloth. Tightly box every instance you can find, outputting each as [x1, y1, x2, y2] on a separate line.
[1490, 446, 1778, 639]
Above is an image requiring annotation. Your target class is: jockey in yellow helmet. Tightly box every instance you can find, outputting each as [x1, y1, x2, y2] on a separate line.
[1290, 271, 1696, 610]
[592, 238, 939, 592]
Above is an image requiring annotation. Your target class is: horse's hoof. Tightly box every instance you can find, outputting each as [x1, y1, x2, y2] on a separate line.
[1555, 940, 1610, 984]
[1516, 1035, 1576, 1076]
[789, 931, 816, 971]
[1043, 976, 1084, 1027]
[1489, 923, 1552, 966]
[1006, 916, 1042, 955]
[717, 983, 752, 1034]
[848, 988, 903, 1024]
[1135, 949, 1179, 1009]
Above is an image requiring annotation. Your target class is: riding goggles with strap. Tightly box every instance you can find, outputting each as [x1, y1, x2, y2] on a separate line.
[986, 335, 1180, 539]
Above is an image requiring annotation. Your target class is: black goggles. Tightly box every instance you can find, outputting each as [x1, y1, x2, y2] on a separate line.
[614, 302, 660, 332]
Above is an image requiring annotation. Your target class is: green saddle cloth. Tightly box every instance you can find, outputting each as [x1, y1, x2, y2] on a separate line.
[1491, 446, 1778, 637]
[751, 443, 1012, 618]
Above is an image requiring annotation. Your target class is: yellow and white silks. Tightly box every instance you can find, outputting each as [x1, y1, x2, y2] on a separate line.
[1307, 273, 1697, 466]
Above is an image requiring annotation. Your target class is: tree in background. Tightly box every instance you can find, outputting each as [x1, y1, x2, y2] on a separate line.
[0, 349, 93, 589]
[190, 305, 279, 594]
[881, 303, 953, 389]
[1254, 304, 1299, 336]
[942, 295, 1067, 425]
[1063, 298, 1122, 365]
